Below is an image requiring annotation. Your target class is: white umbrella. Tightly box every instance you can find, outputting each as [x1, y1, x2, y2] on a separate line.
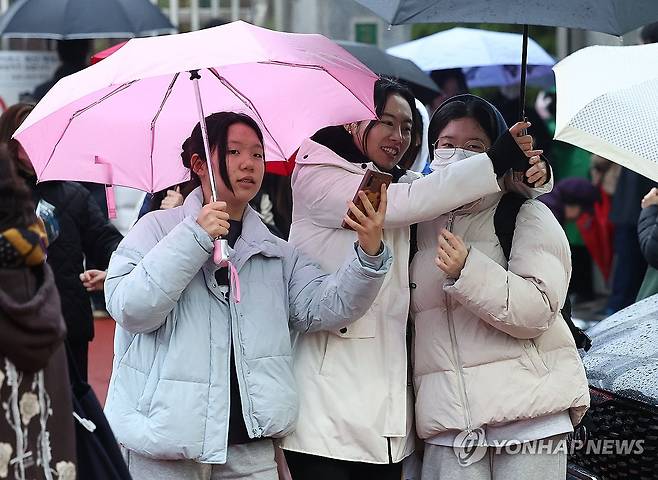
[387, 27, 554, 87]
[553, 42, 658, 183]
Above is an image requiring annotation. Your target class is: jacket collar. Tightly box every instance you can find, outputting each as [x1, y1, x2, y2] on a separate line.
[303, 126, 408, 182]
[184, 187, 285, 273]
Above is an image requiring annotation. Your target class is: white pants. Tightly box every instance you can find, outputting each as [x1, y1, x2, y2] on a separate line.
[122, 440, 278, 480]
[421, 435, 568, 480]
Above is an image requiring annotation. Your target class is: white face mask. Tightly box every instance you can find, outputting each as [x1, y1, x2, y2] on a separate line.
[431, 148, 487, 212]
[433, 147, 482, 168]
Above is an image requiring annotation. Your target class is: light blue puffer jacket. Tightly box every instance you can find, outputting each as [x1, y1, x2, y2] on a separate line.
[104, 188, 391, 463]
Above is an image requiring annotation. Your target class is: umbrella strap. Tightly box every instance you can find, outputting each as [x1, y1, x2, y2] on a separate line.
[229, 261, 241, 303]
[105, 184, 117, 219]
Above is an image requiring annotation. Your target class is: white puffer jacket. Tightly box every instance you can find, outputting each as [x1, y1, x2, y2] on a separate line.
[410, 185, 590, 440]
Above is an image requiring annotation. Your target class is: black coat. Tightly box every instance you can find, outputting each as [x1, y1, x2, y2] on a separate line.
[32, 181, 123, 343]
[610, 168, 655, 227]
[638, 205, 658, 269]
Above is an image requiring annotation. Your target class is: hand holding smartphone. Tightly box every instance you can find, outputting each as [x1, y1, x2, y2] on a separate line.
[342, 169, 393, 231]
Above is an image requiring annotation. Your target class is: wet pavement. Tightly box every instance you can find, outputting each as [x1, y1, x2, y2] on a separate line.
[89, 317, 115, 406]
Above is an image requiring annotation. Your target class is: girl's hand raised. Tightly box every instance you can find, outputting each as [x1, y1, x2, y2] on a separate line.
[343, 184, 387, 256]
[435, 229, 469, 279]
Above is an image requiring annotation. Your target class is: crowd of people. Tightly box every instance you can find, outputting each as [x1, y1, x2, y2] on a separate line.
[0, 20, 657, 480]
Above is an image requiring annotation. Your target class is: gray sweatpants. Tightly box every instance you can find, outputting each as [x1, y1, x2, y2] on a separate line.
[122, 440, 278, 480]
[421, 435, 568, 480]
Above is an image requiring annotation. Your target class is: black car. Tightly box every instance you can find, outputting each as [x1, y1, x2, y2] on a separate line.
[567, 296, 658, 480]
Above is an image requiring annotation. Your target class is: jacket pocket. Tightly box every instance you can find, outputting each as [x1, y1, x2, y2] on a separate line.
[136, 332, 162, 414]
[523, 339, 549, 377]
[332, 304, 377, 339]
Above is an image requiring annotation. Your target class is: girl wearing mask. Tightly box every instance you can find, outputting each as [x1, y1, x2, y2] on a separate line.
[411, 95, 589, 480]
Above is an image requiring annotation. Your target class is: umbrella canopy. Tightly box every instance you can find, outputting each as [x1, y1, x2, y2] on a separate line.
[352, 0, 658, 35]
[336, 40, 439, 103]
[553, 42, 658, 183]
[92, 39, 440, 102]
[387, 27, 554, 88]
[0, 0, 176, 40]
[353, 0, 658, 119]
[13, 21, 378, 193]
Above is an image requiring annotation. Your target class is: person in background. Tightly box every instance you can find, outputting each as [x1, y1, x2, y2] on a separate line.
[635, 187, 658, 301]
[604, 21, 658, 313]
[540, 177, 615, 289]
[539, 177, 600, 225]
[535, 88, 598, 302]
[0, 145, 77, 480]
[32, 41, 112, 314]
[429, 68, 469, 113]
[137, 182, 197, 219]
[0, 102, 123, 382]
[104, 111, 391, 479]
[590, 155, 621, 198]
[33, 39, 91, 102]
[606, 168, 651, 310]
[490, 85, 552, 161]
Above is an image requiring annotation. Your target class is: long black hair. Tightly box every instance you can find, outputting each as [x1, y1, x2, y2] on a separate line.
[427, 94, 508, 160]
[184, 112, 265, 193]
[0, 145, 36, 232]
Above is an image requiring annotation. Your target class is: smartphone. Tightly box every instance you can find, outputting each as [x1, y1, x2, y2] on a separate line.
[341, 169, 393, 230]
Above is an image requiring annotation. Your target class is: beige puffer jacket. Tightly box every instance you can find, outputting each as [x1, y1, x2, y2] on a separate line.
[410, 189, 590, 440]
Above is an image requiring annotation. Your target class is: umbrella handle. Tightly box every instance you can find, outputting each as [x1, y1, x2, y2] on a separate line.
[214, 238, 230, 267]
[189, 69, 230, 267]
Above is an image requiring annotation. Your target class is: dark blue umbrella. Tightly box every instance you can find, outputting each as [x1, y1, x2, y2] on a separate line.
[353, 0, 658, 119]
[337, 40, 440, 103]
[0, 0, 176, 40]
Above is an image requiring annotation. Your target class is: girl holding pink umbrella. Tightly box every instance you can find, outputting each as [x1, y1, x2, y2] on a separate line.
[103, 111, 393, 479]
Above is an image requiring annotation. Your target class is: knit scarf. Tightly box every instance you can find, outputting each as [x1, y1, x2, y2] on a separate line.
[0, 222, 48, 268]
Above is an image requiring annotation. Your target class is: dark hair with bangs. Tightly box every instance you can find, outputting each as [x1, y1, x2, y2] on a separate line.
[183, 112, 264, 193]
[358, 77, 416, 155]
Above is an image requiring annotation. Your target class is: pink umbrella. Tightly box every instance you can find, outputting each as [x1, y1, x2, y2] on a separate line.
[15, 21, 377, 192]
[90, 39, 296, 177]
[15, 20, 377, 265]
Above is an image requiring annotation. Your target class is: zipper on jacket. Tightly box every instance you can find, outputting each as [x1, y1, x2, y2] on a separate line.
[445, 212, 474, 433]
[229, 296, 259, 438]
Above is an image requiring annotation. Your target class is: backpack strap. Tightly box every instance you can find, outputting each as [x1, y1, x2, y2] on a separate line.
[494, 192, 528, 261]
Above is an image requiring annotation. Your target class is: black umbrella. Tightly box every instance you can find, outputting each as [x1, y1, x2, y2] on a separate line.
[337, 40, 440, 104]
[0, 0, 176, 40]
[353, 0, 658, 119]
